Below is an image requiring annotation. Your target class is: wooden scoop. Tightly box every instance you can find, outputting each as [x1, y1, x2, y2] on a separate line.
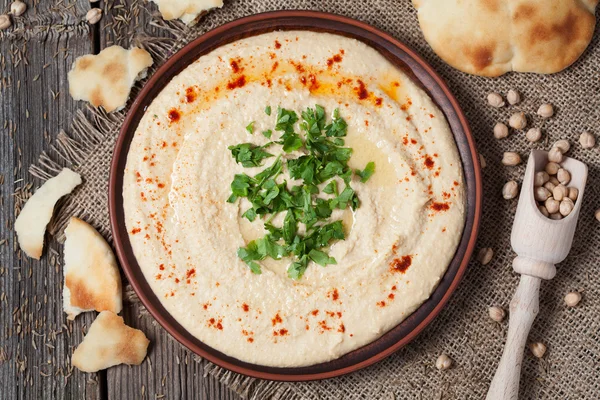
[486, 149, 588, 400]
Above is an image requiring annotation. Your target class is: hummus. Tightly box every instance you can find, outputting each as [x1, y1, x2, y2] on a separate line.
[123, 31, 465, 367]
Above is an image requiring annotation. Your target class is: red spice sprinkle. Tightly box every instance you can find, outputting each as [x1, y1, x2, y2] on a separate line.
[230, 59, 241, 73]
[375, 97, 383, 106]
[186, 268, 196, 279]
[431, 202, 450, 212]
[159, 264, 165, 270]
[355, 80, 369, 100]
[400, 99, 413, 111]
[226, 75, 246, 90]
[271, 313, 283, 326]
[209, 318, 215, 324]
[390, 255, 412, 273]
[311, 309, 319, 316]
[274, 40, 281, 49]
[402, 137, 408, 145]
[271, 61, 279, 72]
[442, 227, 447, 232]
[174, 278, 180, 283]
[185, 87, 196, 103]
[216, 322, 223, 330]
[131, 228, 141, 234]
[429, 113, 435, 118]
[168, 109, 181, 122]
[203, 303, 209, 310]
[338, 323, 346, 333]
[305, 325, 310, 330]
[388, 293, 395, 300]
[157, 183, 165, 188]
[161, 141, 167, 148]
[242, 303, 249, 312]
[337, 311, 342, 318]
[156, 274, 162, 279]
[453, 181, 459, 186]
[410, 139, 417, 144]
[377, 301, 386, 307]
[319, 320, 331, 331]
[247, 338, 254, 343]
[326, 53, 343, 68]
[392, 81, 400, 87]
[328, 289, 340, 301]
[424, 156, 435, 169]
[391, 285, 397, 290]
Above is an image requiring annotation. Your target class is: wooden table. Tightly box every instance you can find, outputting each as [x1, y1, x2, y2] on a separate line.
[0, 0, 241, 398]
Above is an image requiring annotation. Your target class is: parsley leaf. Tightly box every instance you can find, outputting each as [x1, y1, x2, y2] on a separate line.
[246, 121, 255, 134]
[357, 161, 376, 183]
[228, 143, 273, 168]
[227, 105, 373, 279]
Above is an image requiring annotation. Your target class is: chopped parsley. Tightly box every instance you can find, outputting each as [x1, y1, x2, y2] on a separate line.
[227, 105, 375, 279]
[245, 121, 255, 134]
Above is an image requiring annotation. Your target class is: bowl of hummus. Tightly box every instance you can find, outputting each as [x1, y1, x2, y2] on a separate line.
[110, 11, 481, 380]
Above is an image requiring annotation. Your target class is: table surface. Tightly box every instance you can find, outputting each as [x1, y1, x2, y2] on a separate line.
[0, 0, 241, 398]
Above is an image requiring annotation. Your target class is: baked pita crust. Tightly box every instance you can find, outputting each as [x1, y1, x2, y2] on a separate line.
[72, 311, 150, 372]
[68, 46, 153, 112]
[63, 217, 123, 320]
[150, 0, 223, 24]
[14, 168, 82, 259]
[413, 0, 598, 76]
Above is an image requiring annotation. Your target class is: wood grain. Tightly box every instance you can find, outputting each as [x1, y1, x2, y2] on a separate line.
[0, 0, 102, 397]
[0, 0, 239, 398]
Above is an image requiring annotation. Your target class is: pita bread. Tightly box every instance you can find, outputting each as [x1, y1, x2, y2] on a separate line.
[412, 0, 598, 76]
[14, 168, 82, 259]
[150, 0, 223, 25]
[68, 46, 153, 112]
[63, 217, 123, 320]
[72, 311, 149, 372]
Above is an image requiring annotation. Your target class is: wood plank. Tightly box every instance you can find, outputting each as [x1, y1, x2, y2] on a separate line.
[97, 1, 241, 398]
[0, 0, 101, 397]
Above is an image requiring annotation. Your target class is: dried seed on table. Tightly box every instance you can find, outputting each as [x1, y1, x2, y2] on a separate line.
[526, 128, 542, 142]
[548, 147, 563, 163]
[435, 354, 452, 370]
[507, 89, 520, 105]
[579, 131, 595, 149]
[537, 103, 554, 119]
[477, 247, 493, 265]
[487, 92, 505, 107]
[493, 122, 509, 139]
[529, 342, 547, 358]
[502, 152, 521, 166]
[0, 15, 11, 30]
[564, 291, 581, 307]
[502, 181, 519, 199]
[545, 197, 560, 214]
[488, 306, 505, 322]
[553, 139, 570, 153]
[479, 154, 486, 169]
[568, 187, 578, 201]
[509, 112, 527, 130]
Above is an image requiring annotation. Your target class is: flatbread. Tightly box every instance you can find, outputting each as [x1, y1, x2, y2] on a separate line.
[72, 311, 149, 372]
[14, 168, 82, 259]
[63, 217, 123, 320]
[412, 0, 598, 76]
[68, 46, 153, 112]
[150, 0, 223, 24]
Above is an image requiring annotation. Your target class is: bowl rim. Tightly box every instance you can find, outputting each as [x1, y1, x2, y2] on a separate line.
[109, 10, 482, 381]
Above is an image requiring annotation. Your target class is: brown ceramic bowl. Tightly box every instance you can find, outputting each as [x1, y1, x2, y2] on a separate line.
[109, 10, 482, 381]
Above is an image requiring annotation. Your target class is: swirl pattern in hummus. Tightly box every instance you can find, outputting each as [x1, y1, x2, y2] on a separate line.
[123, 31, 465, 367]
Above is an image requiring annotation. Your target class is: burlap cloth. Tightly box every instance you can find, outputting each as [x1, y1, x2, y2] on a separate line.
[31, 1, 600, 398]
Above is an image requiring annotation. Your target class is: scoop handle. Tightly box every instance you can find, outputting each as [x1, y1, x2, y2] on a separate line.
[486, 274, 541, 400]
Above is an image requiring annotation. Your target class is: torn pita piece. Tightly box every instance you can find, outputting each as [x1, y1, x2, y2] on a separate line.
[63, 217, 123, 320]
[150, 0, 223, 25]
[68, 46, 153, 112]
[72, 311, 150, 372]
[14, 168, 82, 260]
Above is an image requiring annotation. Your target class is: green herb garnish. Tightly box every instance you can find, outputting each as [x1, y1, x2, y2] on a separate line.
[227, 105, 375, 279]
[356, 161, 376, 183]
[245, 121, 255, 134]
